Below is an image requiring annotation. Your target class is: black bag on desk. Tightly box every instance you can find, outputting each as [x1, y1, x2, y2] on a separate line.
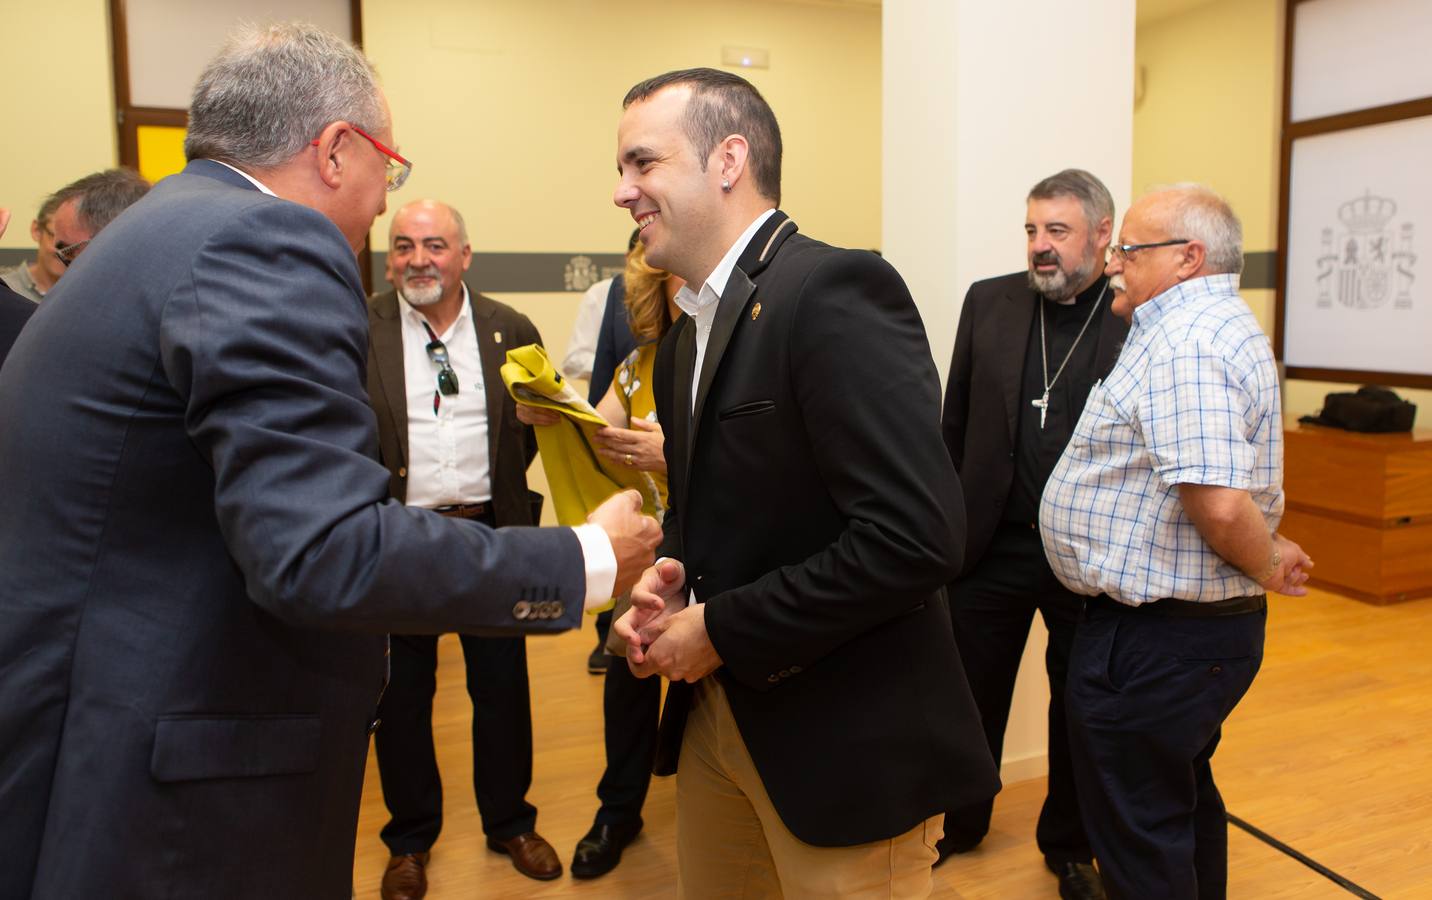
[1299, 385, 1417, 433]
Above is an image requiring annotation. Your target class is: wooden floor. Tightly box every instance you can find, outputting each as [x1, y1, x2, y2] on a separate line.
[352, 588, 1432, 898]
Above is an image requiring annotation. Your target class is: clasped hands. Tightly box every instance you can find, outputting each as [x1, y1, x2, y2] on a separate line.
[613, 559, 723, 682]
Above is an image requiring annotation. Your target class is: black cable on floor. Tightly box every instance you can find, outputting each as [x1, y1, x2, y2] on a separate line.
[1227, 812, 1381, 899]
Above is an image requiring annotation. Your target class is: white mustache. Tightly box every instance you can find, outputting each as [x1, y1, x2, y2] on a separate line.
[403, 266, 440, 280]
[1109, 274, 1126, 293]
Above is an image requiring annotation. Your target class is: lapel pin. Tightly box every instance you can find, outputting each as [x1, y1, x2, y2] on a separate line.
[494, 331, 503, 344]
[751, 302, 762, 321]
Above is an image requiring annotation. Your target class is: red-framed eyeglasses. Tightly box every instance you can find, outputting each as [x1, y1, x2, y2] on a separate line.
[312, 124, 413, 192]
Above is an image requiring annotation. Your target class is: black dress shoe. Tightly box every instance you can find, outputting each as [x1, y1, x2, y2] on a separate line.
[587, 642, 612, 674]
[570, 819, 643, 879]
[1048, 861, 1106, 900]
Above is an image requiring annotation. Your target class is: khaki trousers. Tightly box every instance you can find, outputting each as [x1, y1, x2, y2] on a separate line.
[676, 679, 942, 899]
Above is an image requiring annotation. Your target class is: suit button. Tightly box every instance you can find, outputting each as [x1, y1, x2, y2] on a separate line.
[767, 674, 780, 684]
[778, 669, 790, 678]
[1008, 452, 1015, 460]
[513, 600, 531, 620]
[546, 601, 562, 619]
[789, 665, 802, 674]
[398, 466, 408, 477]
[696, 574, 703, 582]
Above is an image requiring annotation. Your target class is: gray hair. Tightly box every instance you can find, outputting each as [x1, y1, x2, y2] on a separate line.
[184, 21, 386, 169]
[1158, 183, 1244, 274]
[1028, 169, 1115, 233]
[38, 168, 151, 232]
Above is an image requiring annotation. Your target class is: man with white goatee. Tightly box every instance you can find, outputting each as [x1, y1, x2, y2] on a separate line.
[365, 200, 563, 897]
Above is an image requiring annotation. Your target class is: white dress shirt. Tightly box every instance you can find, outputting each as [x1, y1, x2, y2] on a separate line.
[674, 209, 776, 413]
[398, 285, 491, 508]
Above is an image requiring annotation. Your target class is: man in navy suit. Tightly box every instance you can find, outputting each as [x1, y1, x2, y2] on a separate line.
[0, 23, 659, 899]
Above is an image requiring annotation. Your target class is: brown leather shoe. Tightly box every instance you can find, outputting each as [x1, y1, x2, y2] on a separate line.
[487, 831, 562, 881]
[380, 851, 430, 900]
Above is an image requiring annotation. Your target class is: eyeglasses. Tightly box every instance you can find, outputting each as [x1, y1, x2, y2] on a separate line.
[311, 124, 413, 192]
[1107, 239, 1189, 262]
[351, 125, 413, 192]
[55, 238, 92, 267]
[425, 336, 460, 415]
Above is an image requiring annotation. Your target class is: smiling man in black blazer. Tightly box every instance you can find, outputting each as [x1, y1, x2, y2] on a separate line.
[939, 169, 1127, 899]
[611, 68, 999, 897]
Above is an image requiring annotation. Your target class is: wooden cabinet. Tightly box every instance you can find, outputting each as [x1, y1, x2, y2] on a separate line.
[1279, 422, 1432, 604]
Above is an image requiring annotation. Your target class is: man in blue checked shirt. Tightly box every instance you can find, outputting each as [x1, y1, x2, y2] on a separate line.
[1039, 184, 1313, 900]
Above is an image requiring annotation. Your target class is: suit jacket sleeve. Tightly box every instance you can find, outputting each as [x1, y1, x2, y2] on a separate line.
[158, 201, 585, 635]
[941, 283, 978, 471]
[704, 252, 965, 688]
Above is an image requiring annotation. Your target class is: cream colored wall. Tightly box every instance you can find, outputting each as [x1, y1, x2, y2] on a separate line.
[0, 0, 117, 243]
[1134, 0, 1432, 420]
[363, 0, 881, 254]
[3, 1, 881, 256]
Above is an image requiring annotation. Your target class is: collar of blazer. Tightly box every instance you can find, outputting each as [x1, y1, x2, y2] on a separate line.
[368, 287, 502, 481]
[185, 158, 261, 192]
[677, 210, 799, 490]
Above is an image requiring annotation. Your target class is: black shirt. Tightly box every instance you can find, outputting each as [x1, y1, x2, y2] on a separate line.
[1004, 275, 1108, 525]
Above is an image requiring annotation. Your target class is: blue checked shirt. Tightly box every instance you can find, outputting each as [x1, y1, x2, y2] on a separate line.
[1039, 273, 1284, 605]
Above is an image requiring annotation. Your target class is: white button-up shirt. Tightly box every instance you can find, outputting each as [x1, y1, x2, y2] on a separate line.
[398, 285, 491, 508]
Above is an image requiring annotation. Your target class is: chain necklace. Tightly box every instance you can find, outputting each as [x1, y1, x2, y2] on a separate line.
[1032, 279, 1108, 429]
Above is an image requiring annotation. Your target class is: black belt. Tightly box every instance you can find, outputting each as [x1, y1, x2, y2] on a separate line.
[1090, 592, 1266, 618]
[432, 502, 492, 521]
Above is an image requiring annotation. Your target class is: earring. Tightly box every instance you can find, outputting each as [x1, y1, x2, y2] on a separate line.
[721, 178, 732, 192]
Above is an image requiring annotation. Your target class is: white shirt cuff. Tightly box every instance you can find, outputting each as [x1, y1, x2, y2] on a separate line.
[573, 523, 618, 610]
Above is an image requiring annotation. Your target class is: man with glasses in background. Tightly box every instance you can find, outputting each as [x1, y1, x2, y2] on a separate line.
[0, 23, 659, 900]
[1041, 184, 1313, 899]
[365, 199, 561, 898]
[938, 169, 1125, 900]
[1, 168, 150, 302]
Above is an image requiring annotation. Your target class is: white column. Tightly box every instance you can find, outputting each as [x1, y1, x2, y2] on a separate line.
[883, 0, 1135, 783]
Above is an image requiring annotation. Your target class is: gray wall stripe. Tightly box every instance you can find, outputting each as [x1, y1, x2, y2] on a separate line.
[0, 248, 1279, 293]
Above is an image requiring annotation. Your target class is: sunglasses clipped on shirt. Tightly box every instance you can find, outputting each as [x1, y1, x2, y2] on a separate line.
[421, 321, 459, 415]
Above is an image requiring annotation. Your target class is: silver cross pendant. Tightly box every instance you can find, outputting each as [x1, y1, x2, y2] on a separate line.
[1031, 391, 1049, 429]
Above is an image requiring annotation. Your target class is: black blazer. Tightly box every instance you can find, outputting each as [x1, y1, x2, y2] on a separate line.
[651, 211, 999, 847]
[941, 271, 1128, 573]
[366, 288, 542, 527]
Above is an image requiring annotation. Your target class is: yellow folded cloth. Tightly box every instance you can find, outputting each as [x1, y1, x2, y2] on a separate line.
[500, 343, 663, 527]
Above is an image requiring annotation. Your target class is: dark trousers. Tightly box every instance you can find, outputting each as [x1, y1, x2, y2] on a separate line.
[593, 655, 662, 825]
[1067, 596, 1265, 900]
[375, 631, 537, 853]
[945, 523, 1092, 865]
